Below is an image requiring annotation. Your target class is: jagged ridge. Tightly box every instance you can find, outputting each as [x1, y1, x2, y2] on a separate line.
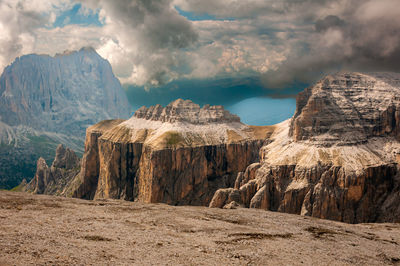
[25, 144, 80, 195]
[134, 99, 241, 124]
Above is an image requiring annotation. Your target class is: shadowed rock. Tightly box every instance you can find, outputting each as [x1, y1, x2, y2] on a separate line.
[26, 144, 80, 196]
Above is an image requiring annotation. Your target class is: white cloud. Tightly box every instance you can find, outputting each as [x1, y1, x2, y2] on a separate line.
[0, 0, 75, 70]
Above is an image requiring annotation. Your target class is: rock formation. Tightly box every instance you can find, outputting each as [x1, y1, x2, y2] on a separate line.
[0, 47, 131, 189]
[0, 47, 130, 137]
[25, 144, 80, 195]
[69, 99, 273, 205]
[23, 72, 400, 223]
[210, 72, 400, 223]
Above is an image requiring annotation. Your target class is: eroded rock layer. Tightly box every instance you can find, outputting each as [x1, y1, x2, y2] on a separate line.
[290, 72, 400, 145]
[70, 100, 272, 205]
[210, 72, 400, 223]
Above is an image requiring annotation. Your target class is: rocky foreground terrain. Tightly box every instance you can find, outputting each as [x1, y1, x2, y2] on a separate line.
[0, 191, 399, 265]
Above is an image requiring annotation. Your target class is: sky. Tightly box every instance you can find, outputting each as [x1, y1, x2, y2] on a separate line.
[1, 0, 400, 92]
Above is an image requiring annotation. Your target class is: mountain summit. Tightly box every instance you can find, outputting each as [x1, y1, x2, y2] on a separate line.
[0, 47, 130, 137]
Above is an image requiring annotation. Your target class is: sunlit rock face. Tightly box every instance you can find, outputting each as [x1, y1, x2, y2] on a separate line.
[70, 99, 272, 205]
[211, 72, 400, 223]
[290, 72, 400, 145]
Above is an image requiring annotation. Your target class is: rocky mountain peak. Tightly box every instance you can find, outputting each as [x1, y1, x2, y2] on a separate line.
[290, 72, 400, 145]
[52, 144, 80, 170]
[28, 157, 49, 194]
[209, 71, 400, 223]
[134, 98, 241, 124]
[55, 46, 97, 57]
[0, 47, 131, 138]
[26, 145, 81, 195]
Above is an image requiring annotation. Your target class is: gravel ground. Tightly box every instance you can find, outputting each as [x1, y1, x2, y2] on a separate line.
[0, 191, 399, 265]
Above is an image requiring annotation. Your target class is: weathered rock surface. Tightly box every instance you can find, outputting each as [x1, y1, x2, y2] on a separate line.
[134, 98, 241, 124]
[0, 47, 130, 136]
[290, 72, 400, 145]
[211, 72, 400, 223]
[0, 47, 131, 189]
[70, 99, 273, 205]
[25, 144, 80, 196]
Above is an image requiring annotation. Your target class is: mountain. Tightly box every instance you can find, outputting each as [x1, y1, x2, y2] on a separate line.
[25, 72, 400, 223]
[211, 72, 400, 223]
[0, 47, 130, 136]
[0, 47, 131, 189]
[69, 99, 271, 204]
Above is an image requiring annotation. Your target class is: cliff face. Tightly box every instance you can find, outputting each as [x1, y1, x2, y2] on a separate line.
[70, 99, 272, 205]
[26, 144, 80, 196]
[0, 47, 130, 137]
[210, 72, 400, 223]
[290, 72, 400, 145]
[0, 47, 131, 189]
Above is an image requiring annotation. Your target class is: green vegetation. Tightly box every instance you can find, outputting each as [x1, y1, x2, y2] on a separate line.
[27, 135, 59, 165]
[10, 182, 25, 192]
[165, 132, 183, 146]
[0, 135, 59, 189]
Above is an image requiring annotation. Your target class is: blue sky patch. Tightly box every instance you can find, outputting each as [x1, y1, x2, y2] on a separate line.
[53, 3, 103, 28]
[175, 6, 235, 21]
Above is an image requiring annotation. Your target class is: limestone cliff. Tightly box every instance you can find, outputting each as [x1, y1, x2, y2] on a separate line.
[210, 72, 400, 223]
[0, 47, 130, 137]
[25, 144, 80, 195]
[70, 99, 272, 205]
[0, 47, 131, 190]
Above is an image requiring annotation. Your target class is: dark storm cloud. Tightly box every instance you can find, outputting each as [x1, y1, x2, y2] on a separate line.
[174, 0, 400, 89]
[257, 0, 400, 88]
[84, 0, 198, 49]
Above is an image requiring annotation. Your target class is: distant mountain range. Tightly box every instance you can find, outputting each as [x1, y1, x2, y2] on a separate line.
[0, 47, 131, 189]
